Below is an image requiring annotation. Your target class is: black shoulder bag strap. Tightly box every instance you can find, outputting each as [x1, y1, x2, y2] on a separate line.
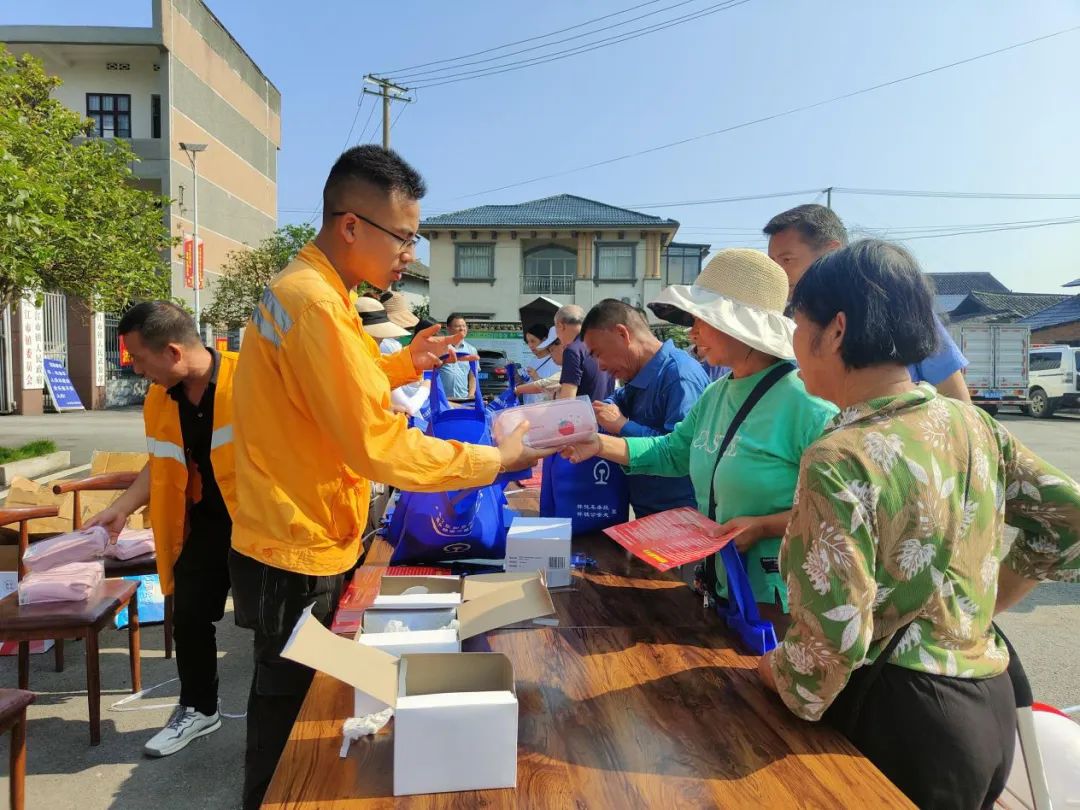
[701, 362, 796, 595]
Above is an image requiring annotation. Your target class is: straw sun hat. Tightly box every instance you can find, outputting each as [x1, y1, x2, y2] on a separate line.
[381, 291, 419, 329]
[355, 296, 409, 339]
[647, 248, 795, 359]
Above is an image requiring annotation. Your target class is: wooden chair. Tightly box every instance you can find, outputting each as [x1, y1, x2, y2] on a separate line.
[0, 506, 141, 746]
[52, 473, 173, 659]
[0, 688, 34, 810]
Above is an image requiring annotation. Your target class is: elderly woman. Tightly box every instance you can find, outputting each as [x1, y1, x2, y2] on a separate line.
[521, 324, 560, 404]
[759, 240, 1080, 808]
[564, 249, 836, 612]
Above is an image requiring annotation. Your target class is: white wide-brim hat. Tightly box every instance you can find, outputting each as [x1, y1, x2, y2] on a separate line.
[647, 248, 795, 360]
[537, 325, 558, 349]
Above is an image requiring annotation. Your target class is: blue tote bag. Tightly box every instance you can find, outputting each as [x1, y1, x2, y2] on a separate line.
[540, 452, 629, 535]
[388, 362, 511, 563]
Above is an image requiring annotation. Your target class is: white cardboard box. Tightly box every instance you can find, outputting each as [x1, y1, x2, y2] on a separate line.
[369, 572, 548, 611]
[504, 517, 572, 588]
[283, 609, 519, 796]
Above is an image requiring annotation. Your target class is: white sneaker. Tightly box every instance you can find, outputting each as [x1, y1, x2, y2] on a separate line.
[144, 705, 222, 757]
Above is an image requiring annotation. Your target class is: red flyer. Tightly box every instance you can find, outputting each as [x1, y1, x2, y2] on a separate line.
[602, 507, 742, 572]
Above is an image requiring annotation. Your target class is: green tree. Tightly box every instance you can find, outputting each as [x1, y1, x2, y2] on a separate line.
[205, 223, 315, 328]
[0, 46, 173, 310]
[411, 298, 431, 322]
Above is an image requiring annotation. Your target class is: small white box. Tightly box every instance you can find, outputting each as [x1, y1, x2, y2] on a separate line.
[371, 575, 464, 609]
[283, 611, 521, 796]
[505, 517, 573, 588]
[354, 629, 460, 718]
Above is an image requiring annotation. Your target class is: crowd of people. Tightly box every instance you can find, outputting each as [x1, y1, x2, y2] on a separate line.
[91, 144, 1079, 810]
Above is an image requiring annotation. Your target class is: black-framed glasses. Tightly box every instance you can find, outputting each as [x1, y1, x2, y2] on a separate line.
[330, 211, 421, 252]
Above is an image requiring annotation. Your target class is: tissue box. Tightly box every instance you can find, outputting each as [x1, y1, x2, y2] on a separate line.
[491, 396, 598, 450]
[282, 612, 519, 796]
[505, 517, 572, 588]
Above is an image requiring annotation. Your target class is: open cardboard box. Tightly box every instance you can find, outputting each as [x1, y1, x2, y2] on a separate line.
[283, 606, 520, 796]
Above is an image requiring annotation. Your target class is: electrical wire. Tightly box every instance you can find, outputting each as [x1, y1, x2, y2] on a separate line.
[835, 187, 1080, 201]
[456, 24, 1080, 198]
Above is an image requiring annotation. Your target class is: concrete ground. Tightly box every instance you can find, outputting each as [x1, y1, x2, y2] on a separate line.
[0, 407, 1076, 809]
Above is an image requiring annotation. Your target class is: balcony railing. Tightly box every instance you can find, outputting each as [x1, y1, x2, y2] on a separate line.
[521, 275, 576, 296]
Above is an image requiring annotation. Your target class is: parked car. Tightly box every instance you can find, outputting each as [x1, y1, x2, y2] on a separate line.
[476, 349, 513, 400]
[1024, 344, 1080, 418]
[947, 323, 1030, 417]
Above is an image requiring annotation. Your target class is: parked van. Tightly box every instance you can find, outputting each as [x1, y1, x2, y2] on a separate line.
[1025, 345, 1080, 418]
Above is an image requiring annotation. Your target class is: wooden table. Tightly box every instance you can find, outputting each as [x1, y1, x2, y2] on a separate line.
[263, 494, 912, 808]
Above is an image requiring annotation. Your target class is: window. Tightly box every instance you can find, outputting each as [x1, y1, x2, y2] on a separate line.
[1030, 352, 1062, 372]
[596, 243, 636, 281]
[455, 244, 494, 281]
[151, 94, 161, 139]
[663, 245, 704, 285]
[523, 246, 576, 295]
[86, 93, 131, 138]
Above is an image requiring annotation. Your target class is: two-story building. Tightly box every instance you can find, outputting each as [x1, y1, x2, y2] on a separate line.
[0, 0, 280, 413]
[420, 195, 692, 324]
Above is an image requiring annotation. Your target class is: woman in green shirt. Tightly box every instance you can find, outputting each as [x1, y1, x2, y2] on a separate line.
[563, 249, 836, 611]
[759, 240, 1080, 808]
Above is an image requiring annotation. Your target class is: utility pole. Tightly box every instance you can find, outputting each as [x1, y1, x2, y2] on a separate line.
[362, 76, 412, 149]
[825, 186, 834, 209]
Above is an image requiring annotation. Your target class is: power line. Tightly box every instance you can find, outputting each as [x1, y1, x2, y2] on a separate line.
[458, 23, 1080, 198]
[893, 216, 1080, 240]
[390, 103, 408, 132]
[304, 94, 370, 225]
[392, 0, 703, 82]
[356, 97, 380, 144]
[627, 188, 826, 209]
[410, 0, 753, 89]
[373, 0, 667, 76]
[835, 187, 1080, 201]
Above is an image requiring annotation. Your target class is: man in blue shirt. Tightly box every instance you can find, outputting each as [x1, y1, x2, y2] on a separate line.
[582, 299, 708, 516]
[764, 204, 970, 400]
[437, 313, 478, 399]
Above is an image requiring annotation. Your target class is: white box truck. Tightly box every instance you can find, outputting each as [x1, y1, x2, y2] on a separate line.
[947, 323, 1030, 415]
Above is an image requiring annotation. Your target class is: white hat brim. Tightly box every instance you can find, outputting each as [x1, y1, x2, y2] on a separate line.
[363, 321, 410, 339]
[649, 284, 795, 360]
[537, 326, 558, 349]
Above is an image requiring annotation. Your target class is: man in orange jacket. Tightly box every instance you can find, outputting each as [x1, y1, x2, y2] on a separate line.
[87, 301, 236, 758]
[230, 145, 548, 809]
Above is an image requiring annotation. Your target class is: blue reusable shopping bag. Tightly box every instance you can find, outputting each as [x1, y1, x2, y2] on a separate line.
[388, 363, 511, 563]
[114, 574, 166, 629]
[540, 452, 629, 535]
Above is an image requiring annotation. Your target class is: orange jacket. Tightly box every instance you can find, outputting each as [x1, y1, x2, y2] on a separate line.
[144, 351, 238, 595]
[231, 243, 501, 576]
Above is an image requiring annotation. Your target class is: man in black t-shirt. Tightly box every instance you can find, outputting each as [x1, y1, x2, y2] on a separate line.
[554, 304, 614, 400]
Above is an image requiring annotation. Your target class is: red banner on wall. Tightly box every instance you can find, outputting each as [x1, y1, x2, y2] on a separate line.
[215, 337, 228, 352]
[118, 335, 132, 367]
[183, 234, 205, 290]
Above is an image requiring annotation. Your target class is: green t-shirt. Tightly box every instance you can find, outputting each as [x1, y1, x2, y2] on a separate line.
[625, 363, 837, 609]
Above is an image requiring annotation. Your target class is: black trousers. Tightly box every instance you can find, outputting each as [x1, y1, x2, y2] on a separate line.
[228, 549, 345, 810]
[824, 664, 1016, 809]
[171, 515, 232, 717]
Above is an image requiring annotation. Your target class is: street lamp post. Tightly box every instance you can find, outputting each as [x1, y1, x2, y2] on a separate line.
[179, 142, 207, 337]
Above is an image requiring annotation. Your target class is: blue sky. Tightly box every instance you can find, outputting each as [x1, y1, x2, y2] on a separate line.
[4, 0, 1079, 292]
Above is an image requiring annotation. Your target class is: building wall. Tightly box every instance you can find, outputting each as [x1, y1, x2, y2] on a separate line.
[426, 229, 669, 322]
[1031, 321, 1080, 345]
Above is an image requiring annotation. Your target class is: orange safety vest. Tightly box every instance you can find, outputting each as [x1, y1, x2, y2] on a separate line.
[144, 351, 238, 595]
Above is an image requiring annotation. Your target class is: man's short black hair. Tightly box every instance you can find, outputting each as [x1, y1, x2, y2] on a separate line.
[763, 204, 849, 250]
[117, 301, 201, 351]
[581, 299, 651, 338]
[446, 313, 467, 329]
[790, 239, 938, 369]
[322, 145, 427, 223]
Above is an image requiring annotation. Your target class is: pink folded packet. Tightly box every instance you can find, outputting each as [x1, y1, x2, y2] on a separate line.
[23, 527, 109, 573]
[18, 561, 105, 605]
[106, 529, 155, 561]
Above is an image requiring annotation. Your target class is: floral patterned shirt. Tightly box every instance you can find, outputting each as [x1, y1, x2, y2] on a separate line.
[771, 385, 1080, 722]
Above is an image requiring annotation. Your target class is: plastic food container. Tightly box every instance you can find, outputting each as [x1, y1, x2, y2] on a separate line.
[492, 396, 598, 449]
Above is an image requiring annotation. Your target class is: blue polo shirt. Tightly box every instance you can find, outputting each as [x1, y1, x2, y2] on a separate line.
[607, 340, 709, 516]
[437, 339, 478, 399]
[909, 316, 968, 385]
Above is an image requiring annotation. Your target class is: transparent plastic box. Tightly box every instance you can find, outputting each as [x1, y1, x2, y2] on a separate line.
[492, 396, 598, 450]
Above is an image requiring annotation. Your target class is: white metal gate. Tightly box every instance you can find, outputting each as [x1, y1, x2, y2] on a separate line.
[0, 304, 13, 414]
[42, 292, 68, 411]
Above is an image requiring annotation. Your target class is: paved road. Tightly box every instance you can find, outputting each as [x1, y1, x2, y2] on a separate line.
[0, 407, 1076, 809]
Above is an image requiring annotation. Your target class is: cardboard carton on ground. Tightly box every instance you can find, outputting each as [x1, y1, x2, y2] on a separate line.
[354, 572, 554, 718]
[2, 477, 75, 535]
[89, 451, 148, 475]
[283, 607, 519, 797]
[504, 517, 572, 588]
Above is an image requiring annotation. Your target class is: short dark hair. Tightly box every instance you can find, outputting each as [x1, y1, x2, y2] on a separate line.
[413, 317, 437, 335]
[446, 313, 467, 329]
[524, 323, 549, 342]
[790, 239, 938, 369]
[117, 301, 200, 351]
[763, 204, 848, 250]
[581, 299, 651, 338]
[322, 145, 427, 223]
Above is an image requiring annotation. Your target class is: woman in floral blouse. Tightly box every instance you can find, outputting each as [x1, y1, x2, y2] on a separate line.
[758, 240, 1080, 809]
